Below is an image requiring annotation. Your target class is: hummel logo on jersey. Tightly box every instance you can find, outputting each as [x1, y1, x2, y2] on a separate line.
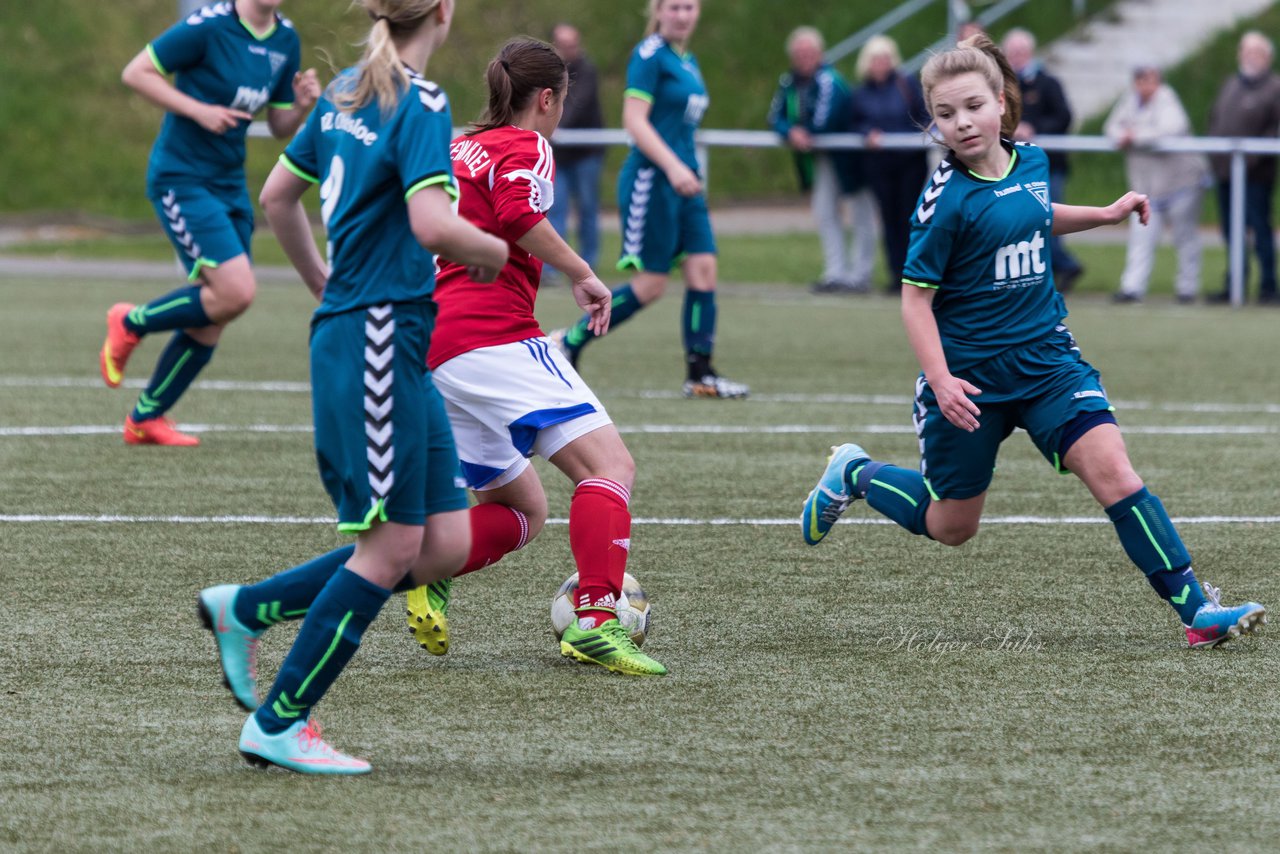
[994, 230, 1046, 282]
[993, 184, 1022, 198]
[231, 85, 269, 115]
[412, 78, 447, 112]
[611, 538, 631, 552]
[638, 34, 664, 60]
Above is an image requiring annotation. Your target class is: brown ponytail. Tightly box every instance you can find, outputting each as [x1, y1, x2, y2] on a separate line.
[469, 38, 568, 134]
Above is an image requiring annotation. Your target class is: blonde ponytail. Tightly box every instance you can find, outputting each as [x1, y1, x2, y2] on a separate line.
[333, 0, 443, 116]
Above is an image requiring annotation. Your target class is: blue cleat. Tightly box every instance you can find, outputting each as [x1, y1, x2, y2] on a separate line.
[801, 443, 870, 545]
[1185, 582, 1266, 648]
[197, 584, 262, 711]
[239, 715, 371, 775]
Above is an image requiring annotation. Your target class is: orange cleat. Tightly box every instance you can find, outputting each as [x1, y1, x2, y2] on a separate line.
[124, 414, 200, 447]
[100, 303, 141, 388]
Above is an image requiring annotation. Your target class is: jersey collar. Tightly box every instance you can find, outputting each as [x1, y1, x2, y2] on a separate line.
[234, 4, 279, 41]
[950, 139, 1018, 183]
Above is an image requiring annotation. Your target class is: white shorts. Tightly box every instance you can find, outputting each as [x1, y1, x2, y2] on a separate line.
[431, 336, 613, 490]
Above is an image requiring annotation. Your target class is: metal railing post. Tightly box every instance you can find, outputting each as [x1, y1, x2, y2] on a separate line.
[1230, 149, 1246, 307]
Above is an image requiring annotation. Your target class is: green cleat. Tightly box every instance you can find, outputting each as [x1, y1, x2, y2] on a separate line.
[406, 578, 452, 655]
[560, 619, 668, 676]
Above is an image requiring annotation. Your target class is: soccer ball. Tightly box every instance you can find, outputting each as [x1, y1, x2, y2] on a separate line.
[550, 571, 652, 646]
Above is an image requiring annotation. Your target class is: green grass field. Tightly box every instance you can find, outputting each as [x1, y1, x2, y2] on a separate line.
[3, 266, 1279, 850]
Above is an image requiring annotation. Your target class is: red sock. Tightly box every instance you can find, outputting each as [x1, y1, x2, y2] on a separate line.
[455, 504, 529, 576]
[570, 478, 632, 628]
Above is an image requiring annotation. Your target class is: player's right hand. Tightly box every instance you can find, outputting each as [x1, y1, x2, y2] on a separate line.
[666, 163, 703, 197]
[932, 374, 983, 433]
[196, 105, 254, 135]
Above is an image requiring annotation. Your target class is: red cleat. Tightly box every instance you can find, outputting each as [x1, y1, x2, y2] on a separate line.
[100, 303, 141, 388]
[124, 414, 200, 447]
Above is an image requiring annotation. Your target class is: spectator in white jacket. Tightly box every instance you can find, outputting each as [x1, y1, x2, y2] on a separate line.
[1105, 65, 1210, 303]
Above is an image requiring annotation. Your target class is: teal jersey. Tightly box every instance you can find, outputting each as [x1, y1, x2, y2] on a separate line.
[281, 66, 458, 318]
[145, 3, 300, 192]
[624, 34, 710, 172]
[903, 142, 1065, 372]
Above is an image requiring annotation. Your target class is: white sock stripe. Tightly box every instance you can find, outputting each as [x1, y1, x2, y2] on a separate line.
[510, 507, 530, 550]
[577, 478, 631, 506]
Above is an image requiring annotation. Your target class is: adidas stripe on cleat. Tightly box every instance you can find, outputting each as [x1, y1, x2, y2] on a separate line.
[239, 715, 371, 775]
[560, 619, 667, 676]
[406, 578, 452, 655]
[801, 443, 870, 545]
[1185, 582, 1267, 648]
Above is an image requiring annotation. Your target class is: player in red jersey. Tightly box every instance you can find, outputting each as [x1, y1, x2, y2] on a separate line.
[406, 37, 667, 676]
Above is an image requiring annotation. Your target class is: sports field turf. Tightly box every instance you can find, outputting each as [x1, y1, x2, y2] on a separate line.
[2, 270, 1278, 850]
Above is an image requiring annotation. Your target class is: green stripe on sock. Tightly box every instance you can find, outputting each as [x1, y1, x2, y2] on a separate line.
[870, 478, 919, 507]
[296, 611, 353, 697]
[1131, 506, 1172, 570]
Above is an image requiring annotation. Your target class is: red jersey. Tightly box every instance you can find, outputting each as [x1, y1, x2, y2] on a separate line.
[428, 125, 556, 368]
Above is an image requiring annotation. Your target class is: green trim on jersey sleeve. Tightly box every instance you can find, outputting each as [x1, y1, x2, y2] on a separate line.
[902, 278, 940, 290]
[268, 101, 295, 110]
[624, 88, 655, 104]
[405, 174, 459, 203]
[279, 153, 319, 184]
[146, 44, 169, 76]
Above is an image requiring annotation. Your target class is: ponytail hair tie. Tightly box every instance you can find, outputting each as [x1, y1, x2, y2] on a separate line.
[500, 60, 511, 72]
[370, 12, 390, 24]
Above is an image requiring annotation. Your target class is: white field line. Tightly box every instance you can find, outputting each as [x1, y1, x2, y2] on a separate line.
[2, 514, 1279, 526]
[7, 375, 1280, 416]
[1, 423, 1277, 438]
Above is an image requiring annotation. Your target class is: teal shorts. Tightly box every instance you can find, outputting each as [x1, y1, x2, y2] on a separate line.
[149, 182, 253, 282]
[914, 325, 1114, 500]
[309, 301, 467, 533]
[616, 158, 716, 274]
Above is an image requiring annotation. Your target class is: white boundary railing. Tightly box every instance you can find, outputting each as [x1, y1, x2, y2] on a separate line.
[251, 122, 1279, 306]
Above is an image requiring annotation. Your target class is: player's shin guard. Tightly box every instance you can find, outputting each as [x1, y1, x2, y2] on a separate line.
[1105, 487, 1205, 622]
[256, 568, 391, 734]
[125, 285, 211, 335]
[566, 284, 643, 356]
[570, 478, 631, 628]
[130, 331, 214, 422]
[681, 289, 717, 359]
[455, 504, 530, 576]
[233, 546, 355, 631]
[854, 462, 933, 537]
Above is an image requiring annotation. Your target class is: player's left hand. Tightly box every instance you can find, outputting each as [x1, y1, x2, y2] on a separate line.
[1107, 191, 1150, 226]
[293, 69, 321, 111]
[572, 273, 612, 336]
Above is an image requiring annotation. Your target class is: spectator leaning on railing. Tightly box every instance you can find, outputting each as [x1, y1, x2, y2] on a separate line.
[1207, 30, 1280, 305]
[1105, 63, 1209, 305]
[768, 26, 877, 295]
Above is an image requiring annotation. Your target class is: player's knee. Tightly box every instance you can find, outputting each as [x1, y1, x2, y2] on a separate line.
[219, 278, 257, 319]
[930, 518, 979, 546]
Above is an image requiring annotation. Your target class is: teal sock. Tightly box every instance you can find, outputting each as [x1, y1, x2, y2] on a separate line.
[234, 546, 355, 631]
[256, 567, 392, 734]
[565, 284, 642, 355]
[1105, 487, 1204, 622]
[131, 331, 213, 421]
[854, 461, 933, 537]
[124, 285, 211, 335]
[681, 289, 717, 357]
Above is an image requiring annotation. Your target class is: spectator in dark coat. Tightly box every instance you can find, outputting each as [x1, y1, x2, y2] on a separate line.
[1207, 30, 1280, 304]
[851, 35, 930, 294]
[548, 23, 605, 274]
[769, 26, 877, 293]
[1003, 28, 1084, 292]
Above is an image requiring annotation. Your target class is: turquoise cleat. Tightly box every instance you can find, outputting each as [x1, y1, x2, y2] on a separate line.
[239, 715, 371, 775]
[197, 584, 262, 711]
[1185, 582, 1266, 648]
[801, 443, 870, 545]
